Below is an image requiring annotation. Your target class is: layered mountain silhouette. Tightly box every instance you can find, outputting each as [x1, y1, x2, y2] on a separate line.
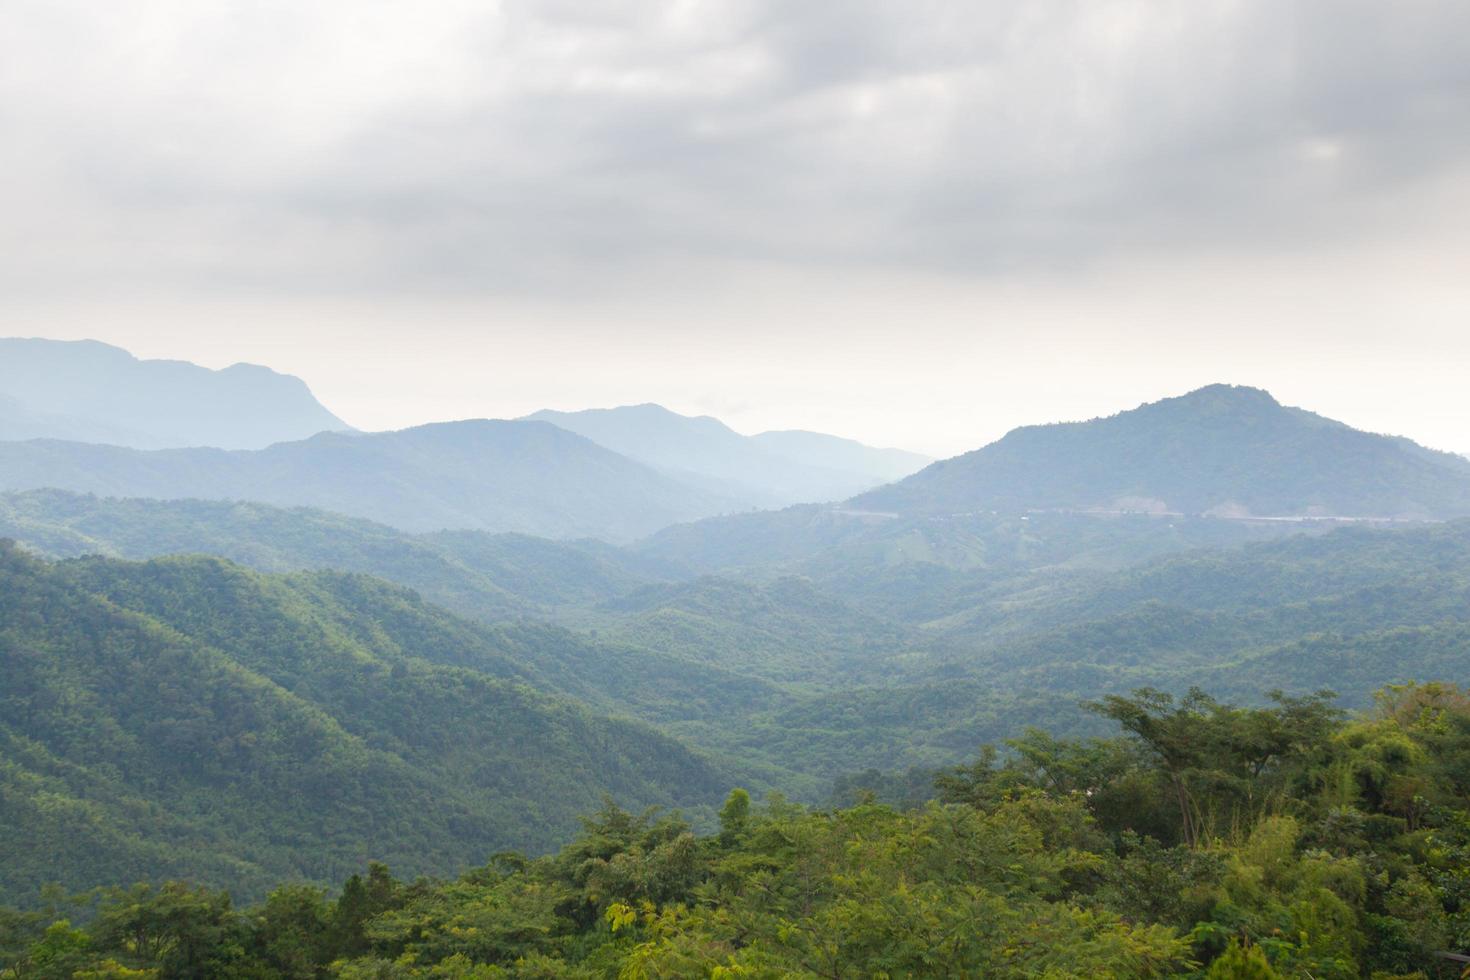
[0, 420, 734, 539]
[749, 429, 931, 483]
[0, 488, 675, 621]
[854, 384, 1470, 520]
[525, 404, 929, 507]
[0, 338, 350, 449]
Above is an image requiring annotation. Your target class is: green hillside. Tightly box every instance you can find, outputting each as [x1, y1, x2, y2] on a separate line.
[6, 683, 1468, 978]
[638, 502, 1306, 591]
[0, 544, 730, 904]
[596, 575, 911, 686]
[926, 519, 1470, 643]
[0, 490, 674, 621]
[659, 520, 1470, 781]
[5, 491, 1469, 821]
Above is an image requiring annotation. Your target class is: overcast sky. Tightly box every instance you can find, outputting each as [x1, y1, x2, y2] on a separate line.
[3, 0, 1469, 457]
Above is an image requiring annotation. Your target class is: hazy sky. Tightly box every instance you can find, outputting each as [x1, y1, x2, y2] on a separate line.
[3, 0, 1469, 457]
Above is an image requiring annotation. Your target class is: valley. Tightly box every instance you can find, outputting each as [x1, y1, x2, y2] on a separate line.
[8, 9, 1468, 971]
[3, 352, 1469, 975]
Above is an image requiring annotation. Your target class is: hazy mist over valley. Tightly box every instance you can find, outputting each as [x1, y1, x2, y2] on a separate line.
[3, 3, 1470, 976]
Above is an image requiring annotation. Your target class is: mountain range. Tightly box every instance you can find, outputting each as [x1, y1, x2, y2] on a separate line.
[525, 403, 930, 506]
[0, 339, 938, 538]
[0, 489, 674, 621]
[8, 485, 1469, 794]
[0, 338, 350, 449]
[6, 346, 1470, 906]
[0, 419, 735, 540]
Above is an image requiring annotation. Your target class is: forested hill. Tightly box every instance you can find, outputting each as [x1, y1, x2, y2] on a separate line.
[0, 489, 676, 621]
[0, 337, 350, 450]
[854, 384, 1470, 519]
[6, 489, 1470, 793]
[0, 419, 733, 540]
[0, 543, 730, 903]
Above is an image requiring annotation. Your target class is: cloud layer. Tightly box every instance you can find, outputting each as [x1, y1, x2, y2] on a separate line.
[6, 0, 1469, 293]
[3, 1, 1469, 454]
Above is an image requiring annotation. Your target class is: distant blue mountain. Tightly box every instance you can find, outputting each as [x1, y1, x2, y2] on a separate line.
[854, 384, 1470, 520]
[525, 403, 930, 507]
[0, 419, 735, 540]
[0, 337, 351, 449]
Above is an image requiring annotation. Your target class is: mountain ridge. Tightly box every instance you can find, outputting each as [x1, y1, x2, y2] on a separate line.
[0, 488, 678, 621]
[0, 419, 736, 540]
[526, 403, 930, 507]
[0, 337, 352, 449]
[852, 384, 1470, 520]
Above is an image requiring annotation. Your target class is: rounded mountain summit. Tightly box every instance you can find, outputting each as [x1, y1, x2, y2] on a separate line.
[851, 384, 1470, 521]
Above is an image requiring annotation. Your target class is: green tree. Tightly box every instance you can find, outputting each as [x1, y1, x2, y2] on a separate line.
[1205, 940, 1281, 979]
[90, 883, 246, 978]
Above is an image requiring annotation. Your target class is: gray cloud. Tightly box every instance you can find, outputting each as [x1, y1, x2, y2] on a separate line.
[4, 0, 1469, 295]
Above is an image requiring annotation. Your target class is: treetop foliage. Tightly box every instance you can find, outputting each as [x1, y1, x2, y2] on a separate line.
[5, 682, 1468, 978]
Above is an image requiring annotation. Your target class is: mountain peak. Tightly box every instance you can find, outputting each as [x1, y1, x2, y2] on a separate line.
[853, 385, 1470, 520]
[1163, 384, 1282, 413]
[1177, 383, 1278, 404]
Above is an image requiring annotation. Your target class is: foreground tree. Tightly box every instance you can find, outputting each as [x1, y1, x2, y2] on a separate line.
[4, 684, 1468, 978]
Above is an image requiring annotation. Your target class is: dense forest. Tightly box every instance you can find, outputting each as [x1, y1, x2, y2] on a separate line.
[5, 388, 1470, 975]
[7, 493, 1470, 804]
[4, 683, 1467, 977]
[8, 0, 1470, 965]
[0, 542, 731, 902]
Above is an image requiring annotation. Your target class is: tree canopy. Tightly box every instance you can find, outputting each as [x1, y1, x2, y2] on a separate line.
[5, 683, 1468, 978]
